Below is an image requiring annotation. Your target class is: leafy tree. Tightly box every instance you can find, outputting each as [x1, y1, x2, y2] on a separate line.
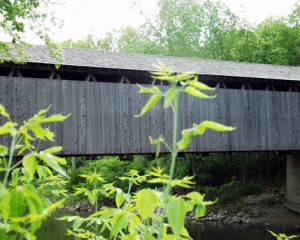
[253, 17, 297, 65]
[0, 0, 62, 64]
[117, 26, 157, 54]
[60, 33, 115, 51]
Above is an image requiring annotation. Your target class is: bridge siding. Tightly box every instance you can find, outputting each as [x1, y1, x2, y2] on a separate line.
[0, 76, 299, 155]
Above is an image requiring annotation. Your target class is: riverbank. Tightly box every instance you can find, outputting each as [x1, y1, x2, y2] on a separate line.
[186, 189, 300, 230]
[60, 188, 300, 229]
[188, 203, 300, 228]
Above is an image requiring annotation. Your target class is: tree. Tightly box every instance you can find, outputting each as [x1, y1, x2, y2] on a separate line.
[126, 0, 245, 59]
[0, 0, 62, 64]
[253, 17, 298, 65]
[60, 34, 115, 51]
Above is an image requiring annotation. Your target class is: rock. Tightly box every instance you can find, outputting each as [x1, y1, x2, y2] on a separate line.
[217, 214, 226, 222]
[73, 204, 81, 211]
[250, 209, 260, 218]
[243, 193, 274, 205]
[265, 222, 270, 226]
[232, 216, 241, 223]
[237, 212, 244, 217]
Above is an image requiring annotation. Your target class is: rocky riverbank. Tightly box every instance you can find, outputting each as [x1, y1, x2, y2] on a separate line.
[186, 190, 300, 229]
[60, 189, 300, 229]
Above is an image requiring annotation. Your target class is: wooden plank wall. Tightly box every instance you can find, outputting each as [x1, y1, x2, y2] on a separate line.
[0, 76, 299, 155]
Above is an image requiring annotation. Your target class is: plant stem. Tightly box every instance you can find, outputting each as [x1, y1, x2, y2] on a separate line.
[3, 135, 18, 187]
[157, 94, 179, 240]
[94, 183, 98, 235]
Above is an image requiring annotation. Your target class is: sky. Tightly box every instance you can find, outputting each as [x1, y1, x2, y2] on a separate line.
[24, 0, 298, 44]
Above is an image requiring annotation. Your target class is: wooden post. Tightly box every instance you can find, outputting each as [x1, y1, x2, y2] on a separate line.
[72, 156, 76, 169]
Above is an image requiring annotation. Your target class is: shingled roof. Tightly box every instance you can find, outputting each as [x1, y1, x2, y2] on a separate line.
[8, 45, 300, 82]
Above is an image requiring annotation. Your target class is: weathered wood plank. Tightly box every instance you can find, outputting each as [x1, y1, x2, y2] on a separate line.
[77, 81, 87, 154]
[0, 76, 299, 155]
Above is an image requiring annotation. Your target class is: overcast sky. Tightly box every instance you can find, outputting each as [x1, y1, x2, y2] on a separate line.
[24, 0, 298, 44]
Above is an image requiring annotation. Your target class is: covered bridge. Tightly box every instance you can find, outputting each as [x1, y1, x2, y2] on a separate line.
[1, 45, 300, 213]
[0, 45, 299, 156]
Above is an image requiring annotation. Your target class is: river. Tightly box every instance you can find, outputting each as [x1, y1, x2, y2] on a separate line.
[36, 210, 300, 240]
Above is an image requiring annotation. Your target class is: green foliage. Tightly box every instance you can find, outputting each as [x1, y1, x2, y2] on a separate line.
[268, 230, 299, 240]
[0, 104, 69, 239]
[0, 0, 63, 65]
[59, 64, 235, 240]
[237, 182, 263, 197]
[60, 34, 115, 52]
[202, 177, 263, 207]
[60, 168, 208, 240]
[67, 0, 300, 67]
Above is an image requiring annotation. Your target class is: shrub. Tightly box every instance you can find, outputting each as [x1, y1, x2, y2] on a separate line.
[237, 182, 263, 197]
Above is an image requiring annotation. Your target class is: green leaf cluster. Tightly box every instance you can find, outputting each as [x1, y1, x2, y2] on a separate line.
[60, 64, 234, 240]
[61, 167, 212, 240]
[0, 104, 70, 239]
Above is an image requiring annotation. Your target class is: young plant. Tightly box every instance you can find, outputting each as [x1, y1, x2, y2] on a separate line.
[134, 63, 235, 239]
[268, 230, 299, 240]
[0, 104, 70, 240]
[60, 64, 235, 240]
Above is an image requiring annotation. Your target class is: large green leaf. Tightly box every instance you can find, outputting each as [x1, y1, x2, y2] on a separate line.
[0, 145, 8, 156]
[178, 121, 236, 150]
[186, 192, 204, 205]
[46, 199, 65, 215]
[38, 113, 71, 123]
[36, 105, 52, 116]
[187, 78, 215, 91]
[87, 190, 97, 205]
[195, 121, 236, 134]
[23, 186, 45, 233]
[42, 146, 63, 155]
[121, 234, 138, 240]
[31, 124, 44, 139]
[164, 89, 180, 108]
[11, 168, 20, 187]
[195, 202, 206, 219]
[144, 235, 156, 240]
[0, 123, 11, 136]
[0, 190, 11, 223]
[134, 94, 162, 117]
[37, 153, 68, 177]
[116, 193, 125, 208]
[177, 128, 198, 150]
[137, 84, 155, 94]
[185, 86, 216, 99]
[110, 212, 131, 238]
[135, 189, 159, 220]
[0, 105, 10, 118]
[73, 217, 84, 230]
[23, 154, 37, 182]
[9, 188, 25, 218]
[166, 198, 185, 237]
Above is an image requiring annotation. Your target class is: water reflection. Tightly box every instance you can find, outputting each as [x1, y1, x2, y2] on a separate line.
[187, 222, 300, 240]
[37, 211, 300, 240]
[36, 210, 83, 240]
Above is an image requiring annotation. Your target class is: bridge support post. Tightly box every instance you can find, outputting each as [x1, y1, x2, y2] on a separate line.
[285, 155, 300, 214]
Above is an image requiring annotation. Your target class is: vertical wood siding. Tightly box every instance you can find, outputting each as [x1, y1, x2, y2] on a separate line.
[0, 77, 299, 155]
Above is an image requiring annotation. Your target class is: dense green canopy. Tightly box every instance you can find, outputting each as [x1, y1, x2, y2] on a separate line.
[61, 0, 300, 66]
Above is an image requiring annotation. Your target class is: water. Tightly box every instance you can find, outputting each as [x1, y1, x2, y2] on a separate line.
[187, 222, 300, 240]
[37, 211, 300, 240]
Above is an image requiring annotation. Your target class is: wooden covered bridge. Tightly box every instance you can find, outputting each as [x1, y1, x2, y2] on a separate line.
[0, 45, 299, 155]
[0, 45, 300, 212]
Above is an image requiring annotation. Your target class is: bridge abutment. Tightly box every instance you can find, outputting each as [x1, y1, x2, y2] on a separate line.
[286, 155, 300, 214]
